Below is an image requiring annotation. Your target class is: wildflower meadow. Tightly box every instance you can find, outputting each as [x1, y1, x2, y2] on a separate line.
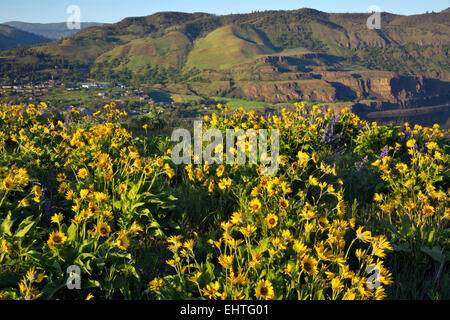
[0, 102, 448, 300]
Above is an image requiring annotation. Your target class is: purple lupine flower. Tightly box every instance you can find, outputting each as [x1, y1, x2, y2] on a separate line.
[321, 114, 339, 143]
[356, 156, 369, 173]
[378, 145, 389, 160]
[63, 115, 72, 129]
[43, 201, 52, 216]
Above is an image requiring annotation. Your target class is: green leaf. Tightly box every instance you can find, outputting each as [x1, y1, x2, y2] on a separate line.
[82, 279, 101, 289]
[255, 237, 270, 254]
[67, 223, 77, 241]
[0, 273, 20, 288]
[421, 246, 446, 264]
[14, 216, 37, 238]
[393, 243, 411, 253]
[427, 229, 435, 244]
[0, 212, 14, 236]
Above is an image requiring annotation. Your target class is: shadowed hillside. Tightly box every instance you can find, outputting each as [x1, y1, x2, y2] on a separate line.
[0, 24, 51, 50]
[3, 21, 106, 40]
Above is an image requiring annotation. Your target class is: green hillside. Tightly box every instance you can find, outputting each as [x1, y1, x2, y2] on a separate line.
[185, 24, 276, 70]
[95, 31, 192, 71]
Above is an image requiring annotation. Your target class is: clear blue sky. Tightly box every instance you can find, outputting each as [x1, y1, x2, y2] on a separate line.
[1, 0, 449, 23]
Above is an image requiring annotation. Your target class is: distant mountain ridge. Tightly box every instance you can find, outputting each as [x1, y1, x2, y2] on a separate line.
[0, 24, 51, 50]
[3, 21, 106, 40]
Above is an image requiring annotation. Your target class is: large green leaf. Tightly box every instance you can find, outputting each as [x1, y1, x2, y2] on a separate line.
[14, 215, 37, 238]
[0, 212, 14, 236]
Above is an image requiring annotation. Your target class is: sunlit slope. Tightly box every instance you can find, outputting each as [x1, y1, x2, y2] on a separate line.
[95, 31, 192, 71]
[185, 24, 277, 70]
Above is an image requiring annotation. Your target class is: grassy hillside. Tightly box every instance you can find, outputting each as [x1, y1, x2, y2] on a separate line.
[95, 31, 192, 71]
[185, 25, 277, 70]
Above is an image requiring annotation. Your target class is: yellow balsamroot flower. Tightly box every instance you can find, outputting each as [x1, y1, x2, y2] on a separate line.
[374, 287, 387, 300]
[331, 277, 344, 293]
[300, 205, 316, 221]
[202, 281, 221, 300]
[85, 293, 95, 300]
[406, 139, 416, 149]
[167, 235, 183, 244]
[207, 180, 214, 193]
[125, 166, 134, 175]
[94, 192, 109, 204]
[50, 213, 64, 224]
[426, 141, 438, 151]
[155, 158, 164, 167]
[56, 173, 66, 182]
[183, 239, 195, 251]
[265, 214, 279, 229]
[188, 271, 202, 284]
[221, 221, 233, 232]
[1, 239, 12, 255]
[32, 185, 42, 201]
[227, 268, 248, 287]
[343, 289, 357, 300]
[308, 175, 319, 187]
[422, 205, 435, 217]
[230, 211, 244, 225]
[196, 169, 204, 182]
[317, 217, 329, 231]
[255, 279, 274, 300]
[293, 240, 310, 258]
[218, 177, 232, 190]
[20, 198, 30, 207]
[130, 221, 143, 235]
[218, 254, 234, 269]
[248, 198, 262, 213]
[115, 230, 130, 251]
[95, 221, 111, 237]
[355, 226, 372, 243]
[395, 163, 408, 173]
[79, 189, 89, 199]
[279, 197, 289, 210]
[143, 165, 153, 175]
[301, 254, 319, 276]
[239, 225, 257, 237]
[118, 183, 127, 194]
[315, 242, 333, 261]
[281, 229, 293, 242]
[226, 238, 244, 248]
[26, 267, 47, 283]
[148, 278, 164, 291]
[166, 257, 181, 268]
[65, 189, 75, 200]
[304, 221, 315, 234]
[444, 208, 450, 219]
[312, 152, 319, 164]
[47, 231, 67, 249]
[77, 168, 88, 179]
[297, 151, 310, 167]
[355, 248, 367, 260]
[216, 165, 225, 177]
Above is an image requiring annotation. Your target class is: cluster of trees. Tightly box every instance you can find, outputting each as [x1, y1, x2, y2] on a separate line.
[0, 49, 92, 84]
[354, 44, 450, 74]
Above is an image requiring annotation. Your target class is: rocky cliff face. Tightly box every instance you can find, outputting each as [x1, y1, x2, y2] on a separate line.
[193, 73, 450, 107]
